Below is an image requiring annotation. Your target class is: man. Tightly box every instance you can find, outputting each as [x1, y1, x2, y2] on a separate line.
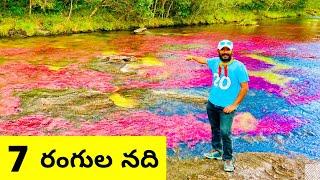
[186, 40, 249, 172]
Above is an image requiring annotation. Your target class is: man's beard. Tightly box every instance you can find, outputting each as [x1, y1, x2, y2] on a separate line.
[219, 54, 232, 62]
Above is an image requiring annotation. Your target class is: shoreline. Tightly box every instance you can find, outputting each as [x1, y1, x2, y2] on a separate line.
[0, 11, 318, 38]
[167, 152, 319, 179]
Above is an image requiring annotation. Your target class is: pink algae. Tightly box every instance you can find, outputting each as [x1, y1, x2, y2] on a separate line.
[232, 113, 305, 136]
[0, 111, 305, 148]
[0, 115, 73, 135]
[0, 112, 212, 148]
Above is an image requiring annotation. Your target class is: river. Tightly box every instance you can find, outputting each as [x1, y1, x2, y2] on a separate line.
[0, 17, 319, 160]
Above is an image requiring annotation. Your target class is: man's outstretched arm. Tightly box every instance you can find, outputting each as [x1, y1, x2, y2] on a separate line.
[223, 82, 249, 113]
[186, 55, 207, 64]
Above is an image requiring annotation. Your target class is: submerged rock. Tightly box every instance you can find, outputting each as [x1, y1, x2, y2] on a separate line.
[96, 55, 137, 63]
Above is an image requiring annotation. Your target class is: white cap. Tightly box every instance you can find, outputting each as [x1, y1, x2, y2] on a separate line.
[217, 40, 233, 50]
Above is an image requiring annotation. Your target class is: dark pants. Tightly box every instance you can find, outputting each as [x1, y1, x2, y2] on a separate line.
[206, 100, 235, 160]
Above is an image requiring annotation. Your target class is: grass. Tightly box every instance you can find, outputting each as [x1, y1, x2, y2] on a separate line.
[305, 0, 320, 16]
[0, 9, 318, 37]
[0, 17, 15, 36]
[261, 11, 300, 19]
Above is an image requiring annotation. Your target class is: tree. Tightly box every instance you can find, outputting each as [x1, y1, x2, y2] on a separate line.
[28, 0, 55, 15]
[68, 0, 73, 20]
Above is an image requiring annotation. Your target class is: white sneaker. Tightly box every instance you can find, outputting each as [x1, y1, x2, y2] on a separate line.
[224, 158, 235, 172]
[203, 149, 223, 160]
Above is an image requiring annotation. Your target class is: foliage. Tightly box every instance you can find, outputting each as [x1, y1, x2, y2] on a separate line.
[0, 0, 318, 37]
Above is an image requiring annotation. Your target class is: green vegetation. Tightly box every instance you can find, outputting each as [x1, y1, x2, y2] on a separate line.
[0, 0, 319, 37]
[15, 88, 114, 121]
[14, 88, 153, 121]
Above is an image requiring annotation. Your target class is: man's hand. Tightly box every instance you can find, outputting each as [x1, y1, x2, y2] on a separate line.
[223, 104, 238, 113]
[185, 55, 207, 64]
[223, 82, 249, 113]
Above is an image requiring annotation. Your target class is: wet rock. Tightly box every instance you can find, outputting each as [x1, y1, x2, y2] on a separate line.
[274, 135, 285, 145]
[120, 64, 136, 73]
[8, 28, 27, 38]
[36, 29, 50, 36]
[242, 134, 267, 143]
[306, 131, 316, 136]
[96, 55, 137, 63]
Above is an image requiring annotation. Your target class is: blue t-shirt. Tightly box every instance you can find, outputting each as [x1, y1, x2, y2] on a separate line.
[207, 57, 249, 107]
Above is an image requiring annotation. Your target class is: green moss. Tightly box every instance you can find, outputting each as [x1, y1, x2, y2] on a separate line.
[14, 88, 154, 121]
[0, 57, 8, 64]
[238, 19, 258, 26]
[262, 11, 299, 19]
[15, 88, 115, 121]
[85, 58, 127, 74]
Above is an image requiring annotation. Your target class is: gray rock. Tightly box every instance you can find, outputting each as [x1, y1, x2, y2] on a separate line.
[133, 27, 147, 34]
[96, 55, 137, 63]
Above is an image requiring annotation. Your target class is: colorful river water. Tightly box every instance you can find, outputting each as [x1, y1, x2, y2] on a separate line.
[0, 18, 319, 160]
